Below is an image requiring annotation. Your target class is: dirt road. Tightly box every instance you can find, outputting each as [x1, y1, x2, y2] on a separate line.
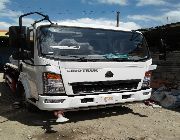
[0, 73, 179, 140]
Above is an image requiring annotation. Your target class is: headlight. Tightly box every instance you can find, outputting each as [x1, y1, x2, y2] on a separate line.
[43, 72, 65, 94]
[142, 71, 152, 89]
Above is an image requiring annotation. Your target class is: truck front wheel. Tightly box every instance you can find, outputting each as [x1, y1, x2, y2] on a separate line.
[16, 83, 39, 113]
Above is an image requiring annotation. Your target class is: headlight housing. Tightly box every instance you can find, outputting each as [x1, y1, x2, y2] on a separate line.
[43, 72, 65, 94]
[142, 71, 152, 89]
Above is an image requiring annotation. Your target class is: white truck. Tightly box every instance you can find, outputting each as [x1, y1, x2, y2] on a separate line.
[4, 12, 156, 122]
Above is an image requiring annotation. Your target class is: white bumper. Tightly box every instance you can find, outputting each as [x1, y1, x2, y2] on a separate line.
[37, 89, 152, 111]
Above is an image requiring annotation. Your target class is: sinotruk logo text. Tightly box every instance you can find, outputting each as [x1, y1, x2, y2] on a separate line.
[67, 69, 98, 72]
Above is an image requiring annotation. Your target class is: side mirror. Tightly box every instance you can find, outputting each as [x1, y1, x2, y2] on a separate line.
[9, 26, 30, 48]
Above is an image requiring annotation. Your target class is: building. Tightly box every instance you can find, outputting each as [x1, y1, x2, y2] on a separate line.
[0, 30, 8, 36]
[139, 22, 180, 52]
[139, 22, 180, 88]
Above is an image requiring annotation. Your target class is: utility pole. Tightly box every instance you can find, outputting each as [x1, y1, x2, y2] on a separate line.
[116, 11, 120, 27]
[166, 17, 169, 24]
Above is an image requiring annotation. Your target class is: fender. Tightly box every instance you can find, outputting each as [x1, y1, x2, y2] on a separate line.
[18, 72, 31, 99]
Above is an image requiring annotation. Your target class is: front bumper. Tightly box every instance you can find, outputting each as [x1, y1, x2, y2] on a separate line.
[37, 89, 152, 111]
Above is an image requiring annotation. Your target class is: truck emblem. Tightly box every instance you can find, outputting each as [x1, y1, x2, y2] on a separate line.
[105, 71, 114, 78]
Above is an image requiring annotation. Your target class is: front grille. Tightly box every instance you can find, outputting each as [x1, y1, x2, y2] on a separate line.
[71, 80, 141, 95]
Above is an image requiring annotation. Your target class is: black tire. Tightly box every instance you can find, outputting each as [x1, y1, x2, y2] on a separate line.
[15, 82, 24, 99]
[26, 101, 40, 113]
[16, 83, 39, 113]
[3, 73, 9, 87]
[4, 79, 9, 87]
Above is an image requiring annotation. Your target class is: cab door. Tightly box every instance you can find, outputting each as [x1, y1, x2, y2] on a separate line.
[21, 29, 39, 99]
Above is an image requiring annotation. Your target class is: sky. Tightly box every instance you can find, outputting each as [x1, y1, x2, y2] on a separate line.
[0, 0, 180, 30]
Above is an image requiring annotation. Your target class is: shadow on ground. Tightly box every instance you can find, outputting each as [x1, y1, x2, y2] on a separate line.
[0, 76, 148, 134]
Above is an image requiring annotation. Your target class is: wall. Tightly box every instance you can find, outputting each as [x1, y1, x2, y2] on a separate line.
[151, 51, 180, 88]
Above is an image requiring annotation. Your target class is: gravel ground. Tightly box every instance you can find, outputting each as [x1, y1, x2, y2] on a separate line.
[0, 73, 180, 140]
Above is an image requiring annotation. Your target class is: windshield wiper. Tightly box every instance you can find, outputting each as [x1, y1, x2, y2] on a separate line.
[44, 55, 94, 61]
[75, 56, 103, 62]
[106, 58, 135, 62]
[59, 55, 106, 62]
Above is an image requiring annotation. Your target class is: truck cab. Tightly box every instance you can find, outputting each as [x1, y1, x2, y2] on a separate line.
[4, 13, 156, 117]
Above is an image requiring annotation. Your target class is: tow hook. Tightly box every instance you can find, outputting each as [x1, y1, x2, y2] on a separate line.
[54, 111, 69, 123]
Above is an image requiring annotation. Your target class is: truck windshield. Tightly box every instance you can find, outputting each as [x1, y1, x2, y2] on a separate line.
[38, 26, 149, 61]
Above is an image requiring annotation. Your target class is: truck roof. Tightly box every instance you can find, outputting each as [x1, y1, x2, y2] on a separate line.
[36, 22, 133, 32]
